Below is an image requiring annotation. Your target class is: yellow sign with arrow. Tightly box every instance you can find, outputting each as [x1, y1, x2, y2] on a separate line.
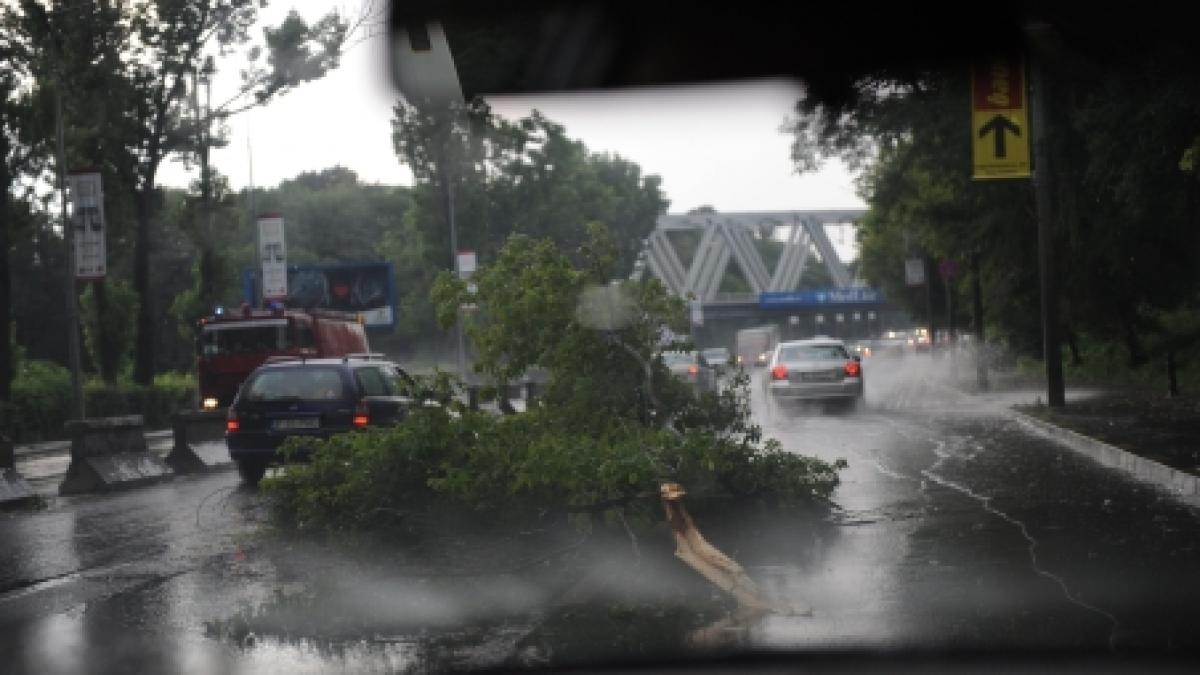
[972, 59, 1030, 179]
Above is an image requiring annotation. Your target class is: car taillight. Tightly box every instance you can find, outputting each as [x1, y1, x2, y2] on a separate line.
[353, 399, 369, 428]
[845, 360, 861, 377]
[226, 408, 239, 432]
[688, 364, 699, 375]
[771, 365, 788, 380]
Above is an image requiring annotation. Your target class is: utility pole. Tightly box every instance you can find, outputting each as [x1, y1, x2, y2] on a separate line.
[52, 39, 84, 421]
[1027, 24, 1066, 407]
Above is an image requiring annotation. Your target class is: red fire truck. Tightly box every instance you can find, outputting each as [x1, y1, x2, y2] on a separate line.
[195, 305, 371, 409]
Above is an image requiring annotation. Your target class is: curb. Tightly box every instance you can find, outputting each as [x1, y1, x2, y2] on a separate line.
[1010, 409, 1200, 510]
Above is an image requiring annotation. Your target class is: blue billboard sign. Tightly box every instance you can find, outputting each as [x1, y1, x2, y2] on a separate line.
[759, 288, 884, 309]
[243, 262, 397, 329]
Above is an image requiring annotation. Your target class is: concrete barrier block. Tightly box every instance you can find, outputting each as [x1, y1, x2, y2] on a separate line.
[166, 410, 230, 473]
[59, 416, 172, 495]
[1, 467, 34, 506]
[0, 435, 34, 506]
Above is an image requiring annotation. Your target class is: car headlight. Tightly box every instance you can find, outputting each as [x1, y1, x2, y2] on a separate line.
[202, 397, 219, 410]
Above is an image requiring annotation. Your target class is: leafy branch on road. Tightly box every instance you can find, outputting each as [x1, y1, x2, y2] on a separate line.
[264, 232, 844, 533]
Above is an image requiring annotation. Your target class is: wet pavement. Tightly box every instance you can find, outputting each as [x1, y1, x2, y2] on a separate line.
[3, 354, 1200, 672]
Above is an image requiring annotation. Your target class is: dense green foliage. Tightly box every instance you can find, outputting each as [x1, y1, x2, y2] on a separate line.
[264, 403, 843, 532]
[264, 233, 844, 530]
[787, 25, 1200, 392]
[0, 360, 195, 442]
[387, 103, 669, 340]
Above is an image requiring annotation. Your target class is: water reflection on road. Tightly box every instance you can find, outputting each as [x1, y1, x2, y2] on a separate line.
[5, 354, 1200, 672]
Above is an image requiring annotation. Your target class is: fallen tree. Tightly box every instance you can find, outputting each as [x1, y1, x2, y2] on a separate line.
[264, 228, 845, 532]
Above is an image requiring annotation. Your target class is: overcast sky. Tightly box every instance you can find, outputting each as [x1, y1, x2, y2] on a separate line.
[159, 3, 865, 258]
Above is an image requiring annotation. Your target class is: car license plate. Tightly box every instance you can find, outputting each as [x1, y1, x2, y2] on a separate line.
[800, 371, 839, 382]
[273, 418, 319, 431]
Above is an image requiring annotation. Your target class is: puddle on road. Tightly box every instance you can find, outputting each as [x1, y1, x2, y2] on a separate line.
[202, 573, 741, 671]
[207, 597, 731, 672]
[200, 508, 838, 671]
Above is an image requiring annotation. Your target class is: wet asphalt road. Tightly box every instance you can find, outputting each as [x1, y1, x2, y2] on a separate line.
[3, 353, 1200, 673]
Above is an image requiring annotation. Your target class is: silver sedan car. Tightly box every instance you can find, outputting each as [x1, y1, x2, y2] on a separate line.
[765, 338, 863, 407]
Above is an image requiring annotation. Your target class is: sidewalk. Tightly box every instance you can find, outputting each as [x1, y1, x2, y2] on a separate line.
[1015, 390, 1200, 477]
[910, 358, 1200, 509]
[1009, 389, 1200, 509]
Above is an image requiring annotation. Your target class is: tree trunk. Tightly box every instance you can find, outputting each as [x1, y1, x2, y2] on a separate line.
[971, 252, 988, 391]
[1166, 349, 1180, 398]
[0, 183, 12, 402]
[1117, 306, 1148, 367]
[93, 280, 120, 385]
[198, 246, 215, 309]
[133, 186, 155, 385]
[924, 256, 937, 356]
[1064, 327, 1083, 366]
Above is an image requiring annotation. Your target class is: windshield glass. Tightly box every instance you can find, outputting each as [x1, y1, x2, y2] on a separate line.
[8, 2, 1200, 672]
[244, 368, 347, 401]
[660, 352, 697, 365]
[778, 344, 849, 361]
[200, 321, 288, 356]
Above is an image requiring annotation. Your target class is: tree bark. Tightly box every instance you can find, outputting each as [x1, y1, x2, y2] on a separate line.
[0, 181, 12, 402]
[1117, 306, 1148, 367]
[971, 252, 988, 391]
[1064, 327, 1083, 367]
[924, 256, 937, 355]
[1166, 349, 1180, 398]
[133, 185, 155, 385]
[93, 280, 120, 385]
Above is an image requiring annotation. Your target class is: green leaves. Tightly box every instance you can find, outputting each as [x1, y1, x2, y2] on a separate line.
[264, 404, 843, 532]
[268, 235, 843, 533]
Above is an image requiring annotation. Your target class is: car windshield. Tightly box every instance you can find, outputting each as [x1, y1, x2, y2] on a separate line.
[778, 344, 849, 361]
[244, 368, 347, 401]
[8, 2, 1200, 672]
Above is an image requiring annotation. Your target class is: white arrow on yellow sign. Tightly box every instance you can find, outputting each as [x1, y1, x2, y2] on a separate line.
[971, 59, 1031, 180]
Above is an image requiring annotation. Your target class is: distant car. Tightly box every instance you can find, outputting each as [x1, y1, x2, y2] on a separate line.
[765, 338, 864, 409]
[700, 347, 732, 375]
[225, 355, 424, 486]
[848, 340, 875, 360]
[659, 350, 716, 395]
